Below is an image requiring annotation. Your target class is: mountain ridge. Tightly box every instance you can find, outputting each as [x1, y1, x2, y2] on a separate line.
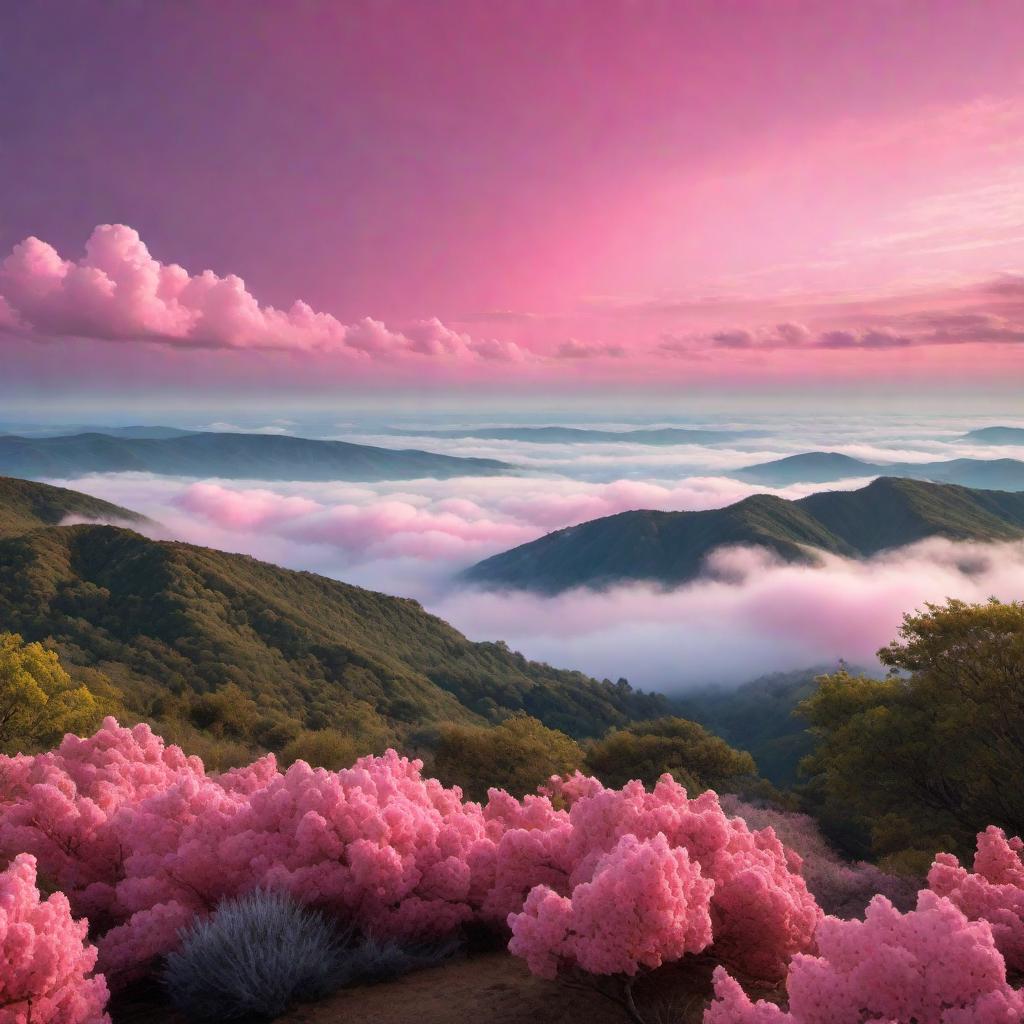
[463, 477, 1024, 593]
[0, 431, 512, 481]
[0, 475, 150, 538]
[732, 451, 1024, 490]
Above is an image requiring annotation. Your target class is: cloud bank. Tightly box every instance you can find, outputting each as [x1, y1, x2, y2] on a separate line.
[42, 460, 1024, 692]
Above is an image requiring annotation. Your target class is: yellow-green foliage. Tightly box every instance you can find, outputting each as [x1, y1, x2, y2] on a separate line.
[585, 716, 756, 791]
[0, 632, 106, 753]
[434, 715, 584, 801]
[799, 598, 1024, 862]
[280, 701, 397, 770]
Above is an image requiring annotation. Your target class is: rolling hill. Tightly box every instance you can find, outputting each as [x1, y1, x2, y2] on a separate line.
[384, 426, 767, 444]
[463, 477, 1024, 592]
[960, 426, 1024, 445]
[0, 475, 150, 538]
[0, 431, 511, 481]
[732, 451, 1024, 490]
[0, 480, 665, 741]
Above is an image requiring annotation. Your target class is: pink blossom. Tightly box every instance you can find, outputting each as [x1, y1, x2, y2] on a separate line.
[508, 833, 714, 979]
[705, 892, 1024, 1024]
[929, 826, 1024, 971]
[0, 854, 110, 1024]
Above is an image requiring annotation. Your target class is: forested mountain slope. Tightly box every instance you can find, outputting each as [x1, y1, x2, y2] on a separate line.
[465, 477, 1024, 592]
[0, 483, 665, 740]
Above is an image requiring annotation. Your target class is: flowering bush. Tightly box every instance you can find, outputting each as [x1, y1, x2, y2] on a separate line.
[929, 826, 1024, 971]
[704, 891, 1024, 1024]
[0, 719, 820, 991]
[0, 854, 110, 1024]
[508, 833, 714, 979]
[543, 774, 822, 979]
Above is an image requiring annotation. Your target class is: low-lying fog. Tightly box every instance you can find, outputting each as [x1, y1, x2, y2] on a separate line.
[49, 412, 1024, 693]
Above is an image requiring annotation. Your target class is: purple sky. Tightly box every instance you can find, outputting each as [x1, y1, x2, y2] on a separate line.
[3, 1, 1024, 404]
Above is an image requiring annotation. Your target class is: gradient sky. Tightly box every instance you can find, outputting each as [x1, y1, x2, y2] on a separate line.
[3, 0, 1024, 405]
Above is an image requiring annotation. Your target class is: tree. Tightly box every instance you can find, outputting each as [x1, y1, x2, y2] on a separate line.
[433, 715, 583, 800]
[585, 717, 755, 792]
[799, 599, 1024, 865]
[0, 632, 104, 754]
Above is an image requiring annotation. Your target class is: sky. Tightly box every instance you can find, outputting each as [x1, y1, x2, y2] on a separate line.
[2, 0, 1024, 407]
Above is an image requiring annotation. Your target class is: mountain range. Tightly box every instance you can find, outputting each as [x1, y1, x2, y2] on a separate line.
[463, 477, 1024, 592]
[0, 476, 664, 741]
[383, 426, 767, 444]
[0, 431, 511, 481]
[0, 424, 196, 439]
[960, 426, 1024, 445]
[732, 451, 1024, 490]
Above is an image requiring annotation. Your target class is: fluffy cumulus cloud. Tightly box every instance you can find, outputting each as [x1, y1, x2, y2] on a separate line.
[0, 224, 526, 363]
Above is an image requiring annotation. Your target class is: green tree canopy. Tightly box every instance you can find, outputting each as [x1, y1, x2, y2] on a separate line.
[433, 715, 584, 801]
[0, 632, 106, 754]
[585, 716, 756, 792]
[799, 599, 1024, 866]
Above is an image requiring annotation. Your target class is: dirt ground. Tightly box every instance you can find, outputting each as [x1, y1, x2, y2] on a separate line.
[110, 951, 748, 1024]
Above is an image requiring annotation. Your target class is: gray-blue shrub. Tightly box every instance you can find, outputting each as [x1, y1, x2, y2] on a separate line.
[163, 890, 348, 1021]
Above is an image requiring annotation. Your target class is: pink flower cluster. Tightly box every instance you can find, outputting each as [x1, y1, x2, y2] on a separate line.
[0, 854, 110, 1024]
[0, 720, 819, 988]
[508, 833, 715, 979]
[705, 891, 1024, 1024]
[929, 826, 1024, 972]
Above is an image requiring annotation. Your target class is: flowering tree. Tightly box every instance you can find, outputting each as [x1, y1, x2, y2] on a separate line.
[929, 826, 1024, 971]
[704, 891, 1024, 1024]
[0, 854, 110, 1024]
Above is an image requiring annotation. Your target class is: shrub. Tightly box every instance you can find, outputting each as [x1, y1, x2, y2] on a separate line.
[705, 891, 1024, 1024]
[508, 832, 714, 979]
[586, 717, 755, 792]
[163, 890, 347, 1022]
[0, 853, 110, 1024]
[434, 715, 583, 801]
[279, 728, 359, 771]
[928, 825, 1024, 971]
[0, 719, 818, 988]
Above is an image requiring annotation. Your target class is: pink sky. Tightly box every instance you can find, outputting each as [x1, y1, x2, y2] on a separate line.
[2, 1, 1023, 399]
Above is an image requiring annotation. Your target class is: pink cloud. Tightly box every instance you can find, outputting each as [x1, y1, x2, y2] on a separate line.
[0, 224, 525, 364]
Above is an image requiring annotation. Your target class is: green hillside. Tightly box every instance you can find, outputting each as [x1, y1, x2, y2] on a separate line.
[464, 477, 1024, 592]
[0, 431, 510, 481]
[0, 475, 149, 538]
[0, 510, 666, 744]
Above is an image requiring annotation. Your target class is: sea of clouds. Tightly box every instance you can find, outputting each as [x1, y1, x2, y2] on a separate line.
[47, 413, 1024, 693]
